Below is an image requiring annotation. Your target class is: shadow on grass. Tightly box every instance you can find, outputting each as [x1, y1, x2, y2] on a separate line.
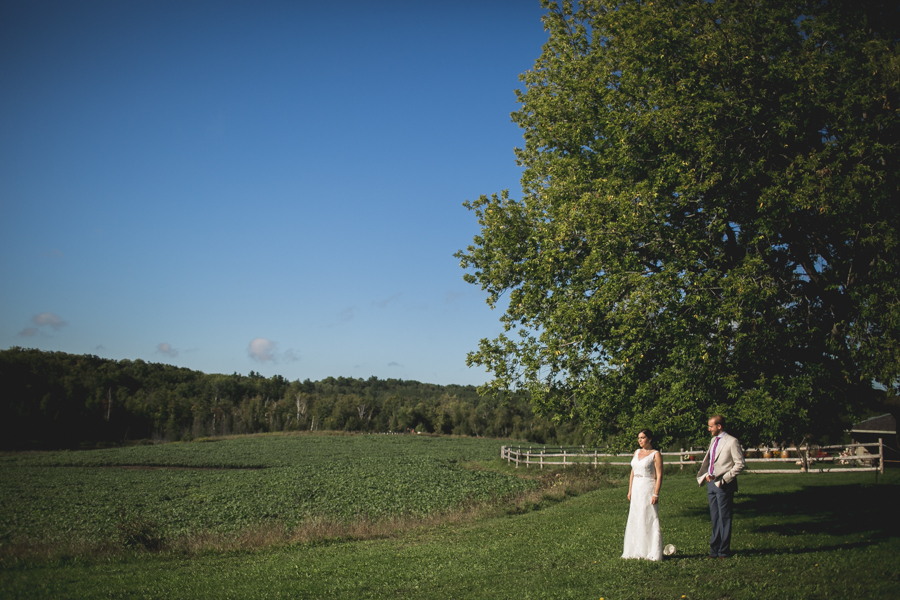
[679, 477, 899, 557]
[741, 483, 897, 534]
[668, 539, 887, 560]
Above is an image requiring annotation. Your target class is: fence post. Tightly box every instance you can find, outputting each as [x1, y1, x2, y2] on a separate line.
[879, 438, 884, 475]
[517, 445, 521, 469]
[528, 446, 532, 469]
[563, 448, 567, 468]
[540, 447, 544, 470]
[802, 443, 809, 473]
[680, 447, 684, 470]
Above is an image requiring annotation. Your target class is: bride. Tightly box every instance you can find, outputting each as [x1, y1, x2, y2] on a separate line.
[622, 428, 664, 561]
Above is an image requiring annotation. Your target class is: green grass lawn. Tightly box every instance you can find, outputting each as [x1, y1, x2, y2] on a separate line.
[2, 464, 897, 599]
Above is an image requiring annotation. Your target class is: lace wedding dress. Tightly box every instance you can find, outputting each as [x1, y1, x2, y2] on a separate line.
[622, 449, 663, 561]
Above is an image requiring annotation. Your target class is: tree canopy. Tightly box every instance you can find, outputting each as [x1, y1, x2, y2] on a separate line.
[457, 0, 900, 447]
[0, 347, 588, 450]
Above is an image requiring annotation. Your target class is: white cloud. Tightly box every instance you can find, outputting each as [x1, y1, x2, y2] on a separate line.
[388, 361, 402, 367]
[283, 348, 300, 363]
[19, 312, 67, 336]
[32, 312, 67, 330]
[338, 307, 355, 322]
[373, 293, 401, 308]
[157, 342, 178, 357]
[248, 338, 276, 362]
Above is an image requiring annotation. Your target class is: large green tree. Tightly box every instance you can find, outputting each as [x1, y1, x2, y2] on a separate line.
[457, 0, 900, 447]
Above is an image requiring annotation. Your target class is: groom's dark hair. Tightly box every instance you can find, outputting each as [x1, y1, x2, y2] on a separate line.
[710, 415, 726, 429]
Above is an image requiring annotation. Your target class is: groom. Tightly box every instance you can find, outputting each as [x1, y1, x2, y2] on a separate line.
[696, 415, 745, 558]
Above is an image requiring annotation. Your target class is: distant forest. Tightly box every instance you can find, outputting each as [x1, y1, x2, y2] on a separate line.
[0, 347, 590, 450]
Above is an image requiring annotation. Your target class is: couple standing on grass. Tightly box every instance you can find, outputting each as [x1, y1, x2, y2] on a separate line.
[621, 415, 746, 561]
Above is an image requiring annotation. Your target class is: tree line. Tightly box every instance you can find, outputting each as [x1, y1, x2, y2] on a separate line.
[0, 347, 590, 450]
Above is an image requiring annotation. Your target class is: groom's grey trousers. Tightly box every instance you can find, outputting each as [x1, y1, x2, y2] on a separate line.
[707, 479, 735, 557]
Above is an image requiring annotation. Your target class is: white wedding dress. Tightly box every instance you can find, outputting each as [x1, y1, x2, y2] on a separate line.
[622, 449, 663, 561]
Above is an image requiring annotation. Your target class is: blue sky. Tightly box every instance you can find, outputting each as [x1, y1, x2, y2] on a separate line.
[0, 1, 549, 385]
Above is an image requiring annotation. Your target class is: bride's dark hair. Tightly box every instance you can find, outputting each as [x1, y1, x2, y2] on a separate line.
[639, 428, 654, 442]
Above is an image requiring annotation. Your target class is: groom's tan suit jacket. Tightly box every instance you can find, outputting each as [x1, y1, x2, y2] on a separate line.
[696, 432, 745, 488]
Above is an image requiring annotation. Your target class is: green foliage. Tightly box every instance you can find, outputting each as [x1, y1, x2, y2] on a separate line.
[116, 509, 165, 552]
[457, 0, 900, 448]
[0, 348, 593, 450]
[0, 434, 537, 546]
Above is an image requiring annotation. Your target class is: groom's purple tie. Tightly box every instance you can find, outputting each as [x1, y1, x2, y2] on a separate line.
[709, 436, 720, 477]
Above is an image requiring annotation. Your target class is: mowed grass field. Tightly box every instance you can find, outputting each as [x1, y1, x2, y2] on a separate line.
[1, 433, 899, 599]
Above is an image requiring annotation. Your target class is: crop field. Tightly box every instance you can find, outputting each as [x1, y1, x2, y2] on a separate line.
[2, 465, 898, 599]
[0, 433, 536, 547]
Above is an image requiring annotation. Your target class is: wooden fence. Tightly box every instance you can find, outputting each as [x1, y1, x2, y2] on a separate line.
[500, 438, 884, 475]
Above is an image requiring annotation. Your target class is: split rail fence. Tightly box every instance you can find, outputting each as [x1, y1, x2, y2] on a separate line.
[500, 438, 884, 475]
